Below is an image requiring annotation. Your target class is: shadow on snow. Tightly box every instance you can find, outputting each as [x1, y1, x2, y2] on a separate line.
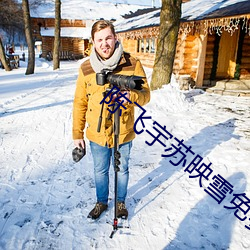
[163, 172, 247, 250]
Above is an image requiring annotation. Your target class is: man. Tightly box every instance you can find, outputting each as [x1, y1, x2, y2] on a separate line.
[72, 20, 150, 220]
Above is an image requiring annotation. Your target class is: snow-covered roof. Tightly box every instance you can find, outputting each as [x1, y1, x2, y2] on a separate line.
[40, 27, 91, 39]
[30, 0, 151, 20]
[115, 8, 160, 32]
[182, 0, 250, 21]
[115, 0, 250, 33]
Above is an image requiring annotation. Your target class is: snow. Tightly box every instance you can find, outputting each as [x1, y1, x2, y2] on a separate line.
[114, 9, 160, 32]
[182, 0, 249, 21]
[30, 0, 152, 20]
[40, 27, 92, 39]
[0, 48, 250, 249]
[92, 0, 161, 7]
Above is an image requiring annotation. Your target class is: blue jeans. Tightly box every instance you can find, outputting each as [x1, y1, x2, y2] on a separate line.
[89, 141, 132, 205]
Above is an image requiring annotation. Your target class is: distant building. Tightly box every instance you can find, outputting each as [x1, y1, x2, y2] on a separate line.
[30, 1, 151, 60]
[31, 17, 92, 60]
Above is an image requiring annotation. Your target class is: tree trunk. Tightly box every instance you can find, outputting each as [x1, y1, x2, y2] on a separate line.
[22, 0, 35, 75]
[151, 0, 182, 90]
[0, 37, 11, 71]
[53, 0, 61, 70]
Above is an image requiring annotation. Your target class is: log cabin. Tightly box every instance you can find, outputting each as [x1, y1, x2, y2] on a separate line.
[115, 0, 250, 92]
[31, 18, 92, 60]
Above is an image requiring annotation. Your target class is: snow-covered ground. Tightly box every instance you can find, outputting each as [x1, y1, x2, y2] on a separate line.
[0, 49, 250, 250]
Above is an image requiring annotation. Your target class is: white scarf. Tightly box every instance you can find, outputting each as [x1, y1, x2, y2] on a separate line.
[90, 41, 123, 73]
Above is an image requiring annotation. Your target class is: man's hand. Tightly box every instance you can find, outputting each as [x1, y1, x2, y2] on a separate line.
[72, 139, 86, 162]
[74, 139, 85, 149]
[111, 90, 131, 104]
[119, 90, 130, 104]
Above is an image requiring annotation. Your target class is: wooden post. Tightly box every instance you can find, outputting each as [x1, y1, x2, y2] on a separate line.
[195, 32, 207, 88]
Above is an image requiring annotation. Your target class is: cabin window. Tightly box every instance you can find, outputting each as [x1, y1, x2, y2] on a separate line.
[150, 38, 155, 53]
[137, 38, 156, 54]
[137, 39, 143, 53]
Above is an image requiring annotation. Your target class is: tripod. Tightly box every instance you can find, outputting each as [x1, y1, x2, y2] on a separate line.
[97, 92, 126, 238]
[110, 101, 121, 238]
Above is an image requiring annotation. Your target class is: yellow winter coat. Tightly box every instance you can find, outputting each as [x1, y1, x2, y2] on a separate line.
[72, 52, 150, 148]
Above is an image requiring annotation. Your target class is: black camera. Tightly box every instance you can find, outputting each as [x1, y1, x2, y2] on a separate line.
[72, 146, 86, 163]
[96, 70, 144, 90]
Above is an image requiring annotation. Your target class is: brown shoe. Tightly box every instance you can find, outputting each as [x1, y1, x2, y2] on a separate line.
[117, 202, 128, 219]
[87, 202, 108, 220]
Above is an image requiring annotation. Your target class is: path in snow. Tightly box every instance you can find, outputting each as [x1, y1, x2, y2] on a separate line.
[0, 59, 250, 249]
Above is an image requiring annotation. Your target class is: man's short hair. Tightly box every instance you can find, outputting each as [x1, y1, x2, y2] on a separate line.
[91, 20, 116, 40]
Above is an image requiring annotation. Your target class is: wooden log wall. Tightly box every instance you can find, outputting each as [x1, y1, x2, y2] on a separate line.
[41, 37, 86, 58]
[173, 34, 198, 80]
[72, 38, 88, 55]
[120, 31, 200, 76]
[134, 53, 156, 68]
[61, 38, 74, 52]
[120, 38, 156, 68]
[120, 39, 137, 54]
[183, 35, 198, 79]
[240, 35, 250, 79]
[173, 34, 185, 75]
[32, 18, 86, 29]
[203, 34, 215, 82]
[41, 37, 53, 58]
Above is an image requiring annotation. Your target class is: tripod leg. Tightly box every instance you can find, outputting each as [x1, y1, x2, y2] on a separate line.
[97, 92, 106, 132]
[111, 103, 121, 237]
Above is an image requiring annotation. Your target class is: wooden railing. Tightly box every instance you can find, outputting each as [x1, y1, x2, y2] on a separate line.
[46, 51, 83, 61]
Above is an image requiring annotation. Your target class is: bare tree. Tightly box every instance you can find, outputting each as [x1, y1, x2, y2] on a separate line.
[22, 0, 35, 75]
[0, 37, 11, 71]
[0, 0, 23, 71]
[151, 0, 182, 90]
[0, 0, 24, 38]
[53, 0, 61, 70]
